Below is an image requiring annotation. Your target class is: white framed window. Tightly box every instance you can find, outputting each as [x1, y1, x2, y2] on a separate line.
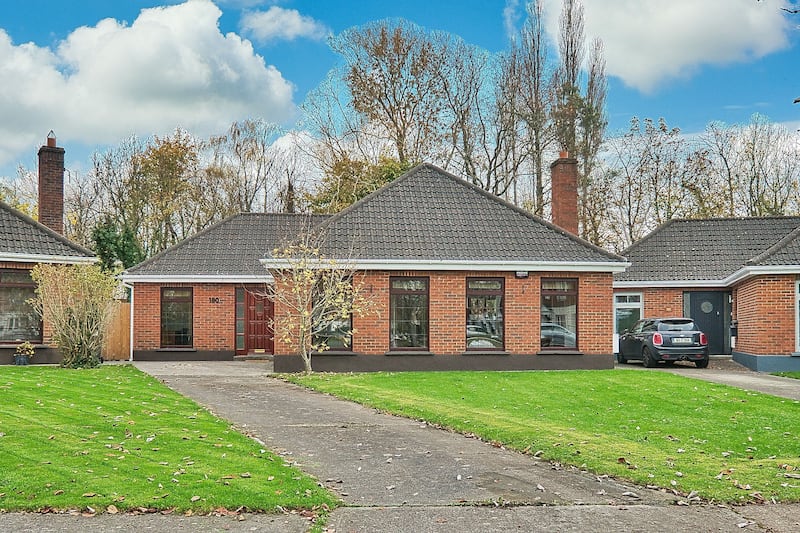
[614, 292, 643, 353]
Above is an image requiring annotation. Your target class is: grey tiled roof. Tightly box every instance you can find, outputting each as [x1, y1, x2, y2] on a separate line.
[0, 200, 94, 259]
[125, 213, 329, 277]
[616, 217, 800, 282]
[315, 164, 624, 263]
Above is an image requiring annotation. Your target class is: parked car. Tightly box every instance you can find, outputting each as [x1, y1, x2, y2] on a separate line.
[466, 323, 503, 348]
[618, 317, 709, 368]
[540, 322, 576, 348]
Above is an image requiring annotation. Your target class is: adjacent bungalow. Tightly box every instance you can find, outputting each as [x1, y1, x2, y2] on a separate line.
[613, 217, 800, 372]
[123, 159, 629, 371]
[1, 135, 96, 364]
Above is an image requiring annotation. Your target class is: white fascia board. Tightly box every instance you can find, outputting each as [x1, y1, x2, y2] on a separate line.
[724, 265, 800, 286]
[613, 279, 728, 289]
[0, 253, 97, 264]
[261, 258, 630, 273]
[121, 274, 274, 284]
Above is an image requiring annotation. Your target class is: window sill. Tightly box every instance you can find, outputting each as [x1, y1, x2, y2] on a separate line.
[157, 347, 196, 352]
[385, 350, 433, 356]
[312, 350, 355, 356]
[537, 349, 584, 356]
[462, 350, 509, 356]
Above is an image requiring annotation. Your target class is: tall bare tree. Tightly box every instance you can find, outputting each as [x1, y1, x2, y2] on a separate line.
[331, 19, 447, 164]
[511, 0, 555, 215]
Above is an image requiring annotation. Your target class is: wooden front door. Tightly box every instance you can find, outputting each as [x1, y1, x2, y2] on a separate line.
[236, 288, 273, 355]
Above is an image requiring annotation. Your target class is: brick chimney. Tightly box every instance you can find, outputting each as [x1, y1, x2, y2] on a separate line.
[550, 151, 578, 235]
[37, 131, 65, 235]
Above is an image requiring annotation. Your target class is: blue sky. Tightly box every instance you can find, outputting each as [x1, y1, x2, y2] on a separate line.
[1, 0, 798, 178]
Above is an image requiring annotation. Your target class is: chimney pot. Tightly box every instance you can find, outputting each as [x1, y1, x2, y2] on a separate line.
[47, 130, 57, 147]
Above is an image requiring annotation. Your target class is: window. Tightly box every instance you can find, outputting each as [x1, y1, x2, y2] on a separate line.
[235, 288, 246, 352]
[614, 293, 643, 335]
[0, 269, 42, 343]
[466, 278, 504, 350]
[390, 277, 428, 349]
[161, 288, 193, 347]
[312, 283, 353, 351]
[540, 279, 577, 349]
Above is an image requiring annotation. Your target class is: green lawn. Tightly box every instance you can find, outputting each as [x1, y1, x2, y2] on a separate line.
[289, 369, 800, 504]
[0, 365, 338, 515]
[773, 372, 800, 380]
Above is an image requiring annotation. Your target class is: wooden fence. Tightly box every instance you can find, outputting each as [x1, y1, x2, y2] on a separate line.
[103, 301, 130, 361]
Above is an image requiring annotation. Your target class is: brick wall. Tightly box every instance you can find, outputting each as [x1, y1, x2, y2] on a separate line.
[734, 275, 796, 355]
[640, 287, 684, 317]
[276, 270, 614, 356]
[132, 283, 235, 351]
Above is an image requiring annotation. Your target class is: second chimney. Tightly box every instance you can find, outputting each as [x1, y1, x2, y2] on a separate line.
[550, 151, 578, 235]
[37, 131, 65, 235]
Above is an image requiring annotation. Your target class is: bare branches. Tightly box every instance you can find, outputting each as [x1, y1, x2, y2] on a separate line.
[266, 231, 375, 373]
[29, 264, 117, 368]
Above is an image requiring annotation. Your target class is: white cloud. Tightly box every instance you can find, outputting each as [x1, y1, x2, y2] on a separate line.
[240, 6, 330, 43]
[0, 0, 296, 167]
[540, 0, 792, 93]
[503, 0, 522, 41]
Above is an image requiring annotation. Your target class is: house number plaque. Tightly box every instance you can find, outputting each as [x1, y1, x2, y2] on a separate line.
[208, 297, 221, 304]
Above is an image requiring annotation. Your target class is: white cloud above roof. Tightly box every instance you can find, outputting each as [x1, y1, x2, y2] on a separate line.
[0, 0, 295, 166]
[240, 6, 330, 43]
[538, 0, 792, 93]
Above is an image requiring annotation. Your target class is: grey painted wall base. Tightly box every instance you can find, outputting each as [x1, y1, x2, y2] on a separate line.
[274, 353, 615, 373]
[732, 351, 800, 372]
[0, 346, 62, 365]
[133, 350, 235, 361]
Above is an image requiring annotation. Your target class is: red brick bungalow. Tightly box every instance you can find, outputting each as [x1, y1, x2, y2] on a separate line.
[1, 135, 96, 364]
[122, 161, 628, 371]
[613, 217, 800, 372]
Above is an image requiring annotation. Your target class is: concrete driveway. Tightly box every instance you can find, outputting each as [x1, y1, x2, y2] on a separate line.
[128, 360, 798, 532]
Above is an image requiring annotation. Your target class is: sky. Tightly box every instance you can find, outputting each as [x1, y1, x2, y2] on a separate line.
[0, 0, 798, 179]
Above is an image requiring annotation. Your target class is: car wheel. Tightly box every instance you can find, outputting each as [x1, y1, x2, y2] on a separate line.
[695, 358, 709, 369]
[642, 347, 657, 368]
[616, 352, 627, 364]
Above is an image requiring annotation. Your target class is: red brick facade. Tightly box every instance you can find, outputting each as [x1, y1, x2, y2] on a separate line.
[133, 283, 236, 354]
[733, 275, 796, 355]
[142, 270, 614, 359]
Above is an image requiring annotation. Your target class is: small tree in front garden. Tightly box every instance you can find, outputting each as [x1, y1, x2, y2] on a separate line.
[267, 237, 374, 373]
[29, 263, 117, 368]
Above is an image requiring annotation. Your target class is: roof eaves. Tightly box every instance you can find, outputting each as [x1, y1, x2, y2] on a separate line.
[0, 199, 96, 258]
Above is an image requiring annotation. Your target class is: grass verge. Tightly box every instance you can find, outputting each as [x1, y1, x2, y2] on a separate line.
[288, 369, 800, 503]
[0, 365, 338, 514]
[773, 372, 800, 380]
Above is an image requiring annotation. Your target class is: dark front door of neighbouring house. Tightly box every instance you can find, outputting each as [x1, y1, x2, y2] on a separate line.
[245, 289, 273, 354]
[685, 291, 730, 354]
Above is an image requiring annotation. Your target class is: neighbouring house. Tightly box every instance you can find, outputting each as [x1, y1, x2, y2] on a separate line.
[1, 134, 96, 364]
[613, 217, 800, 372]
[122, 159, 629, 371]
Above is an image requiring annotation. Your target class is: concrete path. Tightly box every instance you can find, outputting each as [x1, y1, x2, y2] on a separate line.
[2, 360, 797, 532]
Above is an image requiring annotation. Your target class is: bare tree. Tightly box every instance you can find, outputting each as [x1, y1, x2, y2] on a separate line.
[512, 0, 555, 215]
[265, 229, 375, 373]
[30, 263, 117, 368]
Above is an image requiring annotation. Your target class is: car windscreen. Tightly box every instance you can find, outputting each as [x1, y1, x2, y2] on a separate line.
[657, 321, 696, 332]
